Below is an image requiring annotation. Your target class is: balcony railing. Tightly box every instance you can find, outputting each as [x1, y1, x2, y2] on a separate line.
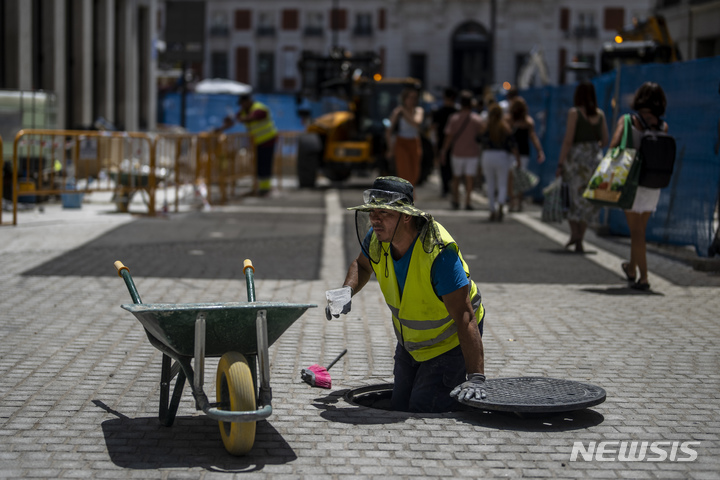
[353, 25, 373, 37]
[256, 26, 276, 37]
[209, 25, 229, 37]
[303, 26, 324, 37]
[571, 25, 598, 39]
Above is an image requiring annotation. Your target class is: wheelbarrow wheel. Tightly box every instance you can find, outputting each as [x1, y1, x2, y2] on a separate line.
[216, 351, 256, 455]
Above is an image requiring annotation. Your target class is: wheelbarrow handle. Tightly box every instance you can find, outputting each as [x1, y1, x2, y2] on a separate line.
[243, 258, 256, 302]
[243, 259, 254, 274]
[114, 260, 143, 304]
[114, 260, 127, 275]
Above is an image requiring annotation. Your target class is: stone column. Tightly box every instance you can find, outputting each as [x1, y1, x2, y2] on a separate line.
[96, 0, 116, 125]
[68, 0, 93, 128]
[144, 0, 158, 131]
[7, 0, 33, 89]
[116, 0, 139, 131]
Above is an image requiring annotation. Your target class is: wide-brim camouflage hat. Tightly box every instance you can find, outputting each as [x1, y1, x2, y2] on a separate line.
[347, 176, 431, 220]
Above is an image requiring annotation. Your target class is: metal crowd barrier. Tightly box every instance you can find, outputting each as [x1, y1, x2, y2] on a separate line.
[0, 134, 5, 224]
[273, 131, 300, 191]
[2, 129, 155, 225]
[1, 130, 300, 226]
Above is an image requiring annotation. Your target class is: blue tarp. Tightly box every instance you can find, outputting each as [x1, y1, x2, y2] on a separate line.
[159, 92, 350, 133]
[159, 92, 308, 133]
[522, 57, 720, 257]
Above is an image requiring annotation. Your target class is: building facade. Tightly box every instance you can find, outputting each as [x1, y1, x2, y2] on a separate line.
[186, 0, 655, 95]
[1, 0, 159, 131]
[655, 0, 720, 60]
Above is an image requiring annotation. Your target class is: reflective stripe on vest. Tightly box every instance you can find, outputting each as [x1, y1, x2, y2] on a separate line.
[370, 221, 483, 362]
[247, 102, 278, 145]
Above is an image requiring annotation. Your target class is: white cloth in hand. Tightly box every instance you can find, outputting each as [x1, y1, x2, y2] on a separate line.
[325, 286, 352, 320]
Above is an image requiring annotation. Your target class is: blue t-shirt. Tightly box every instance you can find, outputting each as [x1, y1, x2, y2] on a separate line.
[362, 229, 468, 297]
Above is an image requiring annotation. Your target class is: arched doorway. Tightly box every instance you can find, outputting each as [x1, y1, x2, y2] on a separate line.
[451, 22, 490, 93]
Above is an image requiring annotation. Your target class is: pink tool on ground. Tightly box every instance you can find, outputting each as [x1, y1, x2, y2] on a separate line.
[300, 349, 347, 388]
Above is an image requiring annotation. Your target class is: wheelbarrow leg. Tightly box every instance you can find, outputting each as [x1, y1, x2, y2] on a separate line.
[159, 353, 186, 427]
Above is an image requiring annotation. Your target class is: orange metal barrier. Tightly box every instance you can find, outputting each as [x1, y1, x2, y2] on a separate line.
[0, 135, 5, 225]
[222, 132, 256, 198]
[194, 132, 251, 205]
[1, 129, 301, 225]
[273, 131, 300, 191]
[4, 129, 157, 225]
[192, 131, 297, 203]
[154, 133, 197, 212]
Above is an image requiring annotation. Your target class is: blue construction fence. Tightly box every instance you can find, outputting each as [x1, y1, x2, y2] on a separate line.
[521, 56, 720, 257]
[159, 92, 347, 133]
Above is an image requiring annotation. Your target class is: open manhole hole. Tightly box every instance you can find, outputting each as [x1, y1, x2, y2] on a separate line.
[345, 383, 395, 411]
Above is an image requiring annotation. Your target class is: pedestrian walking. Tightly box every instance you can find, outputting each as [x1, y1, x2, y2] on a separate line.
[478, 104, 520, 221]
[216, 92, 278, 196]
[386, 87, 424, 188]
[508, 97, 545, 211]
[556, 82, 609, 252]
[611, 82, 670, 290]
[441, 90, 484, 210]
[324, 176, 486, 413]
[499, 86, 519, 115]
[431, 87, 459, 198]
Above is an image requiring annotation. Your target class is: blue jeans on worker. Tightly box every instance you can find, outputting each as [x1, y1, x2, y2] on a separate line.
[391, 321, 483, 413]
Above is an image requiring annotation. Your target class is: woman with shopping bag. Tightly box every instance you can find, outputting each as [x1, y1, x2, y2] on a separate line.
[608, 82, 670, 291]
[556, 82, 609, 253]
[509, 97, 545, 211]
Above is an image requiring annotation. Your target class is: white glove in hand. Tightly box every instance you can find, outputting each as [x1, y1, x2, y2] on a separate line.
[325, 286, 352, 320]
[450, 373, 487, 401]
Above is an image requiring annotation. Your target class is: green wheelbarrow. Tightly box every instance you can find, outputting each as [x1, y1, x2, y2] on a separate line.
[114, 259, 316, 455]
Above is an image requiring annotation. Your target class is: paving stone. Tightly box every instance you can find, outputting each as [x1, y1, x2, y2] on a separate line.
[1, 180, 718, 479]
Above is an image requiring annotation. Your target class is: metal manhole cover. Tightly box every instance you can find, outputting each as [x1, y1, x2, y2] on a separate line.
[458, 377, 606, 413]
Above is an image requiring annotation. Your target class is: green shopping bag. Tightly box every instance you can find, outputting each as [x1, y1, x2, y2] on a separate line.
[582, 114, 641, 209]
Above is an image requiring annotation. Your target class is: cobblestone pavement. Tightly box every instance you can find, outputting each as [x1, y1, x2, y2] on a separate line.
[0, 174, 718, 479]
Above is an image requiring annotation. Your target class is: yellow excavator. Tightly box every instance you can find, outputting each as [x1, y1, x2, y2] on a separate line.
[600, 15, 681, 73]
[295, 50, 433, 187]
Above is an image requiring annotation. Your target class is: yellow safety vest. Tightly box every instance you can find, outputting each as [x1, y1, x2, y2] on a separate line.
[246, 102, 278, 145]
[369, 222, 483, 362]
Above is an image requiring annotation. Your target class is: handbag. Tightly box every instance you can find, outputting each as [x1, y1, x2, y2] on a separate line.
[542, 177, 567, 223]
[582, 114, 640, 209]
[512, 166, 540, 195]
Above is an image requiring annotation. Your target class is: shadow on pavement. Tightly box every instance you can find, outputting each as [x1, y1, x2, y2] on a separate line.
[540, 248, 598, 256]
[95, 401, 296, 471]
[310, 389, 604, 432]
[580, 287, 665, 296]
[455, 407, 605, 432]
[312, 389, 411, 425]
[22, 211, 323, 279]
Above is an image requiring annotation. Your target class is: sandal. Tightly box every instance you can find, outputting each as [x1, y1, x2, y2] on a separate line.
[621, 262, 636, 283]
[631, 281, 650, 291]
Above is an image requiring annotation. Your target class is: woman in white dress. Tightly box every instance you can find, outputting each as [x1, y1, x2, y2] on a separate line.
[609, 82, 669, 291]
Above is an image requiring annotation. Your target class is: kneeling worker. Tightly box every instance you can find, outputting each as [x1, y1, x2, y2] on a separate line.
[326, 176, 486, 412]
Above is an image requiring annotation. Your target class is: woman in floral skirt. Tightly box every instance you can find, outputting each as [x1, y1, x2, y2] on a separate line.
[556, 82, 609, 252]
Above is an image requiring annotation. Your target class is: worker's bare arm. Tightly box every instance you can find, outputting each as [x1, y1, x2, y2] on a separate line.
[343, 253, 373, 296]
[442, 285, 484, 375]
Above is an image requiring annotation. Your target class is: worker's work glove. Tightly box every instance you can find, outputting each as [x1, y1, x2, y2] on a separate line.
[325, 286, 352, 320]
[450, 373, 487, 401]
